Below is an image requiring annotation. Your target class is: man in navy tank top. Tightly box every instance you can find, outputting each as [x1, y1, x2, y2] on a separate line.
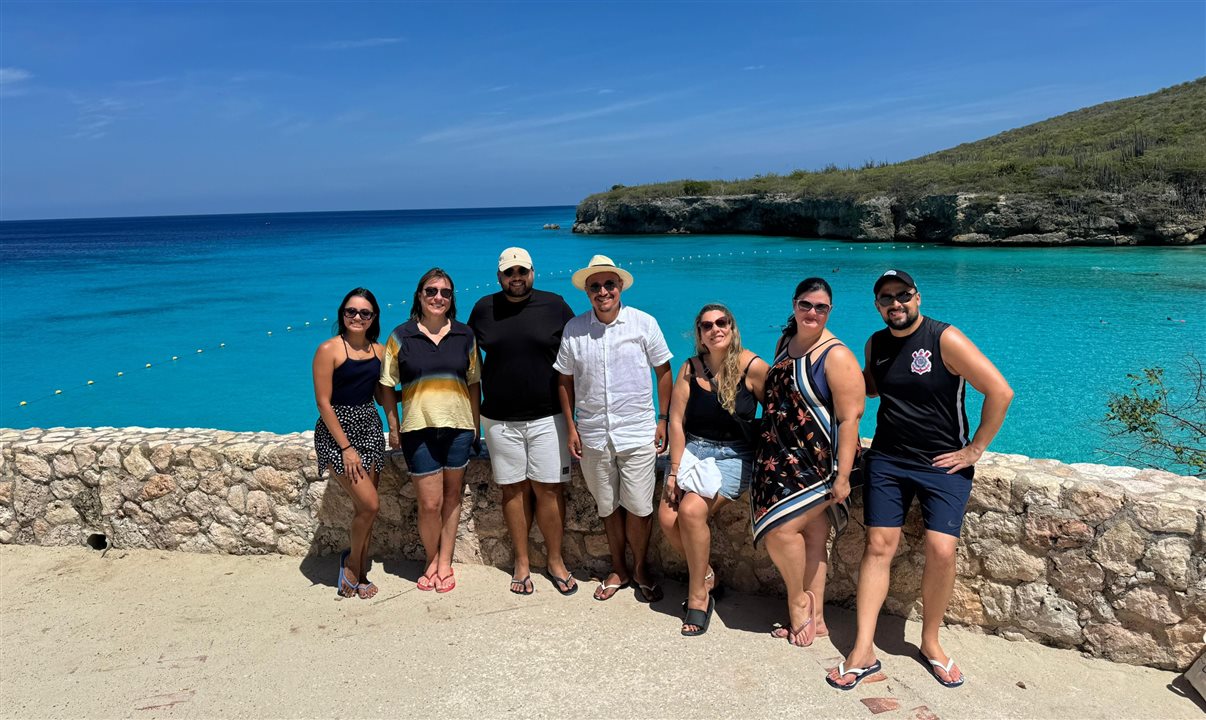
[828, 269, 1013, 692]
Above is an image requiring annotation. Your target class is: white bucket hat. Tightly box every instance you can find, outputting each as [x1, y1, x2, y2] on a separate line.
[570, 254, 634, 291]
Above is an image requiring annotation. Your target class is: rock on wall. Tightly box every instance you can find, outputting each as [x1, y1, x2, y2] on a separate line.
[2, 426, 1203, 671]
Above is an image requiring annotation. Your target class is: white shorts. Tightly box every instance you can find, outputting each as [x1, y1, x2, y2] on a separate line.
[481, 414, 572, 485]
[580, 441, 658, 517]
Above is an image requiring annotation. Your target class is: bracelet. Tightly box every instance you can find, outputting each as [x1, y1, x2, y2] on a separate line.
[657, 413, 668, 421]
[340, 444, 352, 452]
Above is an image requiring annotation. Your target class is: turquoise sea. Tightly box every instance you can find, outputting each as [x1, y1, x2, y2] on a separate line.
[1, 206, 1202, 468]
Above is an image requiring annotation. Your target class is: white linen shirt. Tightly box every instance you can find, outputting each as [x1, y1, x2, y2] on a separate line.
[553, 304, 673, 452]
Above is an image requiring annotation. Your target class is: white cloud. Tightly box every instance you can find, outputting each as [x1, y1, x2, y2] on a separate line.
[0, 67, 32, 84]
[71, 97, 126, 140]
[487, 85, 510, 93]
[316, 37, 403, 50]
[418, 96, 664, 144]
[742, 65, 765, 71]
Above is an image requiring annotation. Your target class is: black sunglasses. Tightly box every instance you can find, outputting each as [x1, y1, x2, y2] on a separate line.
[587, 280, 619, 294]
[423, 287, 454, 299]
[876, 290, 916, 307]
[342, 308, 375, 320]
[502, 267, 530, 277]
[698, 317, 731, 332]
[795, 299, 832, 315]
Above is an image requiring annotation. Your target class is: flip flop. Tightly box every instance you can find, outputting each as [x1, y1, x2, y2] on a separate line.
[416, 571, 437, 591]
[681, 595, 715, 637]
[336, 550, 359, 598]
[593, 579, 629, 601]
[357, 579, 379, 600]
[509, 575, 534, 596]
[548, 572, 579, 596]
[633, 581, 664, 604]
[435, 568, 456, 594]
[825, 659, 883, 691]
[920, 652, 965, 688]
[771, 590, 816, 647]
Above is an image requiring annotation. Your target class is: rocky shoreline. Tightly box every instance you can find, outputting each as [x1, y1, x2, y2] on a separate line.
[573, 191, 1206, 245]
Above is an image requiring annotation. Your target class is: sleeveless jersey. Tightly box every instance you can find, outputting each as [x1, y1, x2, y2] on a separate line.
[867, 316, 971, 477]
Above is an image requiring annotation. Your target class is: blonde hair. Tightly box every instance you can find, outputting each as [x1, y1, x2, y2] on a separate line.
[694, 303, 744, 415]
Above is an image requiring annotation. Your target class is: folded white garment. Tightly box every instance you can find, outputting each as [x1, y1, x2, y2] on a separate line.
[675, 446, 724, 499]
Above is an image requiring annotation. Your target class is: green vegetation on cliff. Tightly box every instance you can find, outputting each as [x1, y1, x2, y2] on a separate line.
[593, 78, 1206, 209]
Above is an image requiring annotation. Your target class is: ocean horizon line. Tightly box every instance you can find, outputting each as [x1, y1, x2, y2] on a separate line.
[0, 203, 579, 226]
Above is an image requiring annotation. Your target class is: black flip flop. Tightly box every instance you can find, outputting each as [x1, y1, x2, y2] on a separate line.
[509, 575, 533, 595]
[547, 572, 579, 596]
[681, 595, 715, 637]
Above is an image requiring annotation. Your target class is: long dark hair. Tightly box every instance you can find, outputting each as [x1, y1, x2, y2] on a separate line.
[334, 287, 381, 343]
[410, 267, 457, 322]
[781, 276, 833, 338]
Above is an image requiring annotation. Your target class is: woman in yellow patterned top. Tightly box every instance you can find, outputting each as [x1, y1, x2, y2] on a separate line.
[380, 268, 481, 593]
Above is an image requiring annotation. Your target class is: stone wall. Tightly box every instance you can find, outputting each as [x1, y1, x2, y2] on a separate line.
[2, 426, 1203, 671]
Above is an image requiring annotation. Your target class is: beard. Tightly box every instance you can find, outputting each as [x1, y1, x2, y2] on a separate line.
[503, 282, 532, 299]
[885, 305, 918, 330]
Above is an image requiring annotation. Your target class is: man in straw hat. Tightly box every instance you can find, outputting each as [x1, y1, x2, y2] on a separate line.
[554, 254, 673, 602]
[468, 247, 578, 597]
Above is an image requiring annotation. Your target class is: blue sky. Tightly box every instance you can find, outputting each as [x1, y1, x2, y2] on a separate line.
[1, 1, 1203, 220]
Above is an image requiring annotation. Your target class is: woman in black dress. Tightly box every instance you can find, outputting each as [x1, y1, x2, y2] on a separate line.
[312, 287, 387, 599]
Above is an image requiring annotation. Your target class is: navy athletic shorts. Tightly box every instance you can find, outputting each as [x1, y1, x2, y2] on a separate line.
[863, 451, 974, 537]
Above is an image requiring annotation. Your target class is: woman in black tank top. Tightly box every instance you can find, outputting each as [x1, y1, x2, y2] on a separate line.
[658, 304, 768, 636]
[312, 288, 388, 600]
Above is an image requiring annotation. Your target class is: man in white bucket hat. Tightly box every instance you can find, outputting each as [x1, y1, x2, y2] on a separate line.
[555, 254, 673, 602]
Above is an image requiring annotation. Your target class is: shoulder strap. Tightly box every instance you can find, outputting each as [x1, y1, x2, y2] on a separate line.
[340, 336, 351, 360]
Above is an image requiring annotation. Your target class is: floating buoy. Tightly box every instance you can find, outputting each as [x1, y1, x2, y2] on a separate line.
[267, 331, 273, 336]
[196, 349, 203, 354]
[54, 389, 62, 395]
[19, 400, 27, 406]
[145, 363, 152, 368]
[286, 326, 292, 331]
[87, 380, 94, 385]
[117, 371, 124, 377]
[322, 318, 328, 322]
[304, 321, 310, 326]
[172, 355, 179, 361]
[219, 343, 225, 348]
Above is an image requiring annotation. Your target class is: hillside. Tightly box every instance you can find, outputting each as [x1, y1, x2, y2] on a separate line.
[575, 78, 1206, 245]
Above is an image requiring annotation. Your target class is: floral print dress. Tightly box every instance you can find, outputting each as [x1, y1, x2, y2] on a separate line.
[750, 338, 841, 547]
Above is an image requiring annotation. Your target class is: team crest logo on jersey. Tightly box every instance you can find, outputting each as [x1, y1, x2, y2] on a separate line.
[910, 349, 933, 375]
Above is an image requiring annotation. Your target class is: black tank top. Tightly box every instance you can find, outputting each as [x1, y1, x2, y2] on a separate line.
[683, 355, 759, 444]
[330, 338, 382, 406]
[868, 316, 971, 476]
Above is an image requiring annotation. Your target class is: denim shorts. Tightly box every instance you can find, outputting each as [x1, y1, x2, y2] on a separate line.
[685, 434, 753, 500]
[400, 428, 475, 476]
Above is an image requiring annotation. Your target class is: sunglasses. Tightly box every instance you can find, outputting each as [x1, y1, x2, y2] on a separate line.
[423, 287, 454, 299]
[342, 308, 375, 320]
[698, 317, 731, 332]
[876, 290, 916, 307]
[587, 280, 619, 294]
[502, 267, 530, 277]
[795, 299, 832, 315]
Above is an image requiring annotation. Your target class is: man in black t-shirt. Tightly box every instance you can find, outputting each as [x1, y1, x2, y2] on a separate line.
[468, 247, 579, 597]
[828, 269, 1013, 692]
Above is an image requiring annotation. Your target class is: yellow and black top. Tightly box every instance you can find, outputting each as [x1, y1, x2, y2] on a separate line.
[380, 319, 480, 434]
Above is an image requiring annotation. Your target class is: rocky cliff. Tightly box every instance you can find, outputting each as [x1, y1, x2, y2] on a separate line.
[573, 191, 1206, 246]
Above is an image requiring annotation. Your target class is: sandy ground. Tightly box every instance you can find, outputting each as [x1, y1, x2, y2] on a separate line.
[0, 545, 1201, 719]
